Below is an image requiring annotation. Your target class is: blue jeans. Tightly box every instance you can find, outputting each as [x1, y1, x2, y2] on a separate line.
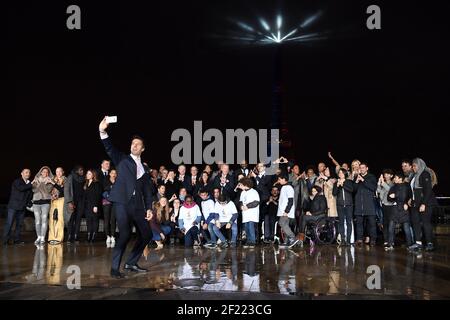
[213, 222, 238, 244]
[245, 222, 256, 244]
[184, 226, 199, 247]
[152, 225, 172, 241]
[3, 208, 25, 242]
[208, 223, 217, 244]
[388, 220, 413, 246]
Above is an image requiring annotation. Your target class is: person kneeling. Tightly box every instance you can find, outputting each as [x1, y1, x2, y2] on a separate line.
[178, 195, 202, 247]
[210, 194, 238, 248]
[149, 198, 172, 250]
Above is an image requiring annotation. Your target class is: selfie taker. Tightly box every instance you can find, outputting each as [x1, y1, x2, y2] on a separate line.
[99, 116, 154, 278]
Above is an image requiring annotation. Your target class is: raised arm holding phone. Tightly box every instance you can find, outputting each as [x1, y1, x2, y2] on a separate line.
[99, 116, 154, 278]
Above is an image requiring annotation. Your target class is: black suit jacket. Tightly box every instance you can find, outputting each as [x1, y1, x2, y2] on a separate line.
[254, 174, 272, 202]
[97, 169, 110, 189]
[213, 174, 236, 199]
[80, 181, 102, 214]
[7, 178, 33, 211]
[101, 137, 153, 210]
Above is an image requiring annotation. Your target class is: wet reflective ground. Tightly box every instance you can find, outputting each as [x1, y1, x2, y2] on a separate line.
[1, 236, 450, 299]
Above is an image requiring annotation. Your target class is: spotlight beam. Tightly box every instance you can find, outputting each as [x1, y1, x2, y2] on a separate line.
[226, 12, 324, 46]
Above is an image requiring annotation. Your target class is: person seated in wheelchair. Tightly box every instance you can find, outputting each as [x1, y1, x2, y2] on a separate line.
[209, 194, 239, 249]
[299, 186, 328, 240]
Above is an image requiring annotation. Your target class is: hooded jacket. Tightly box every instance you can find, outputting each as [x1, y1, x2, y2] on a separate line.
[31, 166, 54, 202]
[411, 158, 438, 207]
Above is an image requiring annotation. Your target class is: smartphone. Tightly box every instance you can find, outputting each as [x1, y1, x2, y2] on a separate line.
[106, 116, 117, 124]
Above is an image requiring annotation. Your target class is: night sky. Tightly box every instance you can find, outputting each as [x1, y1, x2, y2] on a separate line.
[4, 0, 450, 202]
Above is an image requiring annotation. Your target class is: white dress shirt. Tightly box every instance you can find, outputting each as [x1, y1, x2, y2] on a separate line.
[100, 131, 145, 180]
[130, 154, 145, 179]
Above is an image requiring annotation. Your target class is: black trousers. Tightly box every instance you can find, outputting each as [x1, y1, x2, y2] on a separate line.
[410, 205, 434, 244]
[112, 197, 152, 271]
[85, 208, 99, 235]
[355, 215, 376, 242]
[382, 205, 395, 243]
[103, 204, 116, 237]
[264, 212, 277, 240]
[68, 205, 83, 240]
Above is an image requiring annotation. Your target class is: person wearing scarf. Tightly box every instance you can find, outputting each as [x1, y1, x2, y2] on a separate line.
[178, 195, 202, 247]
[32, 166, 55, 245]
[408, 158, 438, 252]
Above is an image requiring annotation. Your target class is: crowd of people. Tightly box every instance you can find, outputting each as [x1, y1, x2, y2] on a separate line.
[3, 154, 439, 253]
[1, 117, 441, 278]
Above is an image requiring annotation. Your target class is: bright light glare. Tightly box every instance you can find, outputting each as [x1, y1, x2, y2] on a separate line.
[231, 12, 323, 45]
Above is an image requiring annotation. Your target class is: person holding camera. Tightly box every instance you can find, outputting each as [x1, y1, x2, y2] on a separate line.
[99, 116, 154, 278]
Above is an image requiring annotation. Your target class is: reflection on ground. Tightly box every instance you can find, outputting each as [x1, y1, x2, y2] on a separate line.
[1, 237, 449, 299]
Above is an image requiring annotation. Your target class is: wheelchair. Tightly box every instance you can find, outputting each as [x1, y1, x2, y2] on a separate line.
[304, 215, 337, 245]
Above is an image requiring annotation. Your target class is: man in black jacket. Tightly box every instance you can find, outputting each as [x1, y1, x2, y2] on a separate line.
[3, 169, 32, 245]
[99, 117, 153, 278]
[97, 159, 111, 188]
[213, 164, 236, 200]
[353, 163, 378, 246]
[250, 163, 272, 242]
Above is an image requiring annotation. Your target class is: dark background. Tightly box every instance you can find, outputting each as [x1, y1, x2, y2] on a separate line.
[5, 0, 450, 202]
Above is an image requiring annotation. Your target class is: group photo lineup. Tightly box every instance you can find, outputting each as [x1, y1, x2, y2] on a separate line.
[3, 0, 450, 310]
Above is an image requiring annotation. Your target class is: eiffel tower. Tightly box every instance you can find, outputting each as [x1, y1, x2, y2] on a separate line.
[269, 46, 294, 161]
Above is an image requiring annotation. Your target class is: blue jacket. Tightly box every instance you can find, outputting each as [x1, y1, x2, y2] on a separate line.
[101, 137, 153, 210]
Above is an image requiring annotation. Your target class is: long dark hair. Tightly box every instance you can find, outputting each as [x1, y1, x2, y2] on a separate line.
[200, 171, 210, 184]
[84, 169, 98, 189]
[338, 168, 349, 179]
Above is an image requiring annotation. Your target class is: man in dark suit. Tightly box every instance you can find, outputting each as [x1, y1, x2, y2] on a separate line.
[99, 117, 153, 278]
[235, 159, 251, 179]
[3, 169, 33, 245]
[213, 164, 236, 200]
[250, 163, 273, 242]
[97, 159, 111, 188]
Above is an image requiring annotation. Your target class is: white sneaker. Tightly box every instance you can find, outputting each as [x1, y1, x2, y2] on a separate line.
[110, 236, 115, 244]
[34, 237, 40, 245]
[106, 236, 111, 244]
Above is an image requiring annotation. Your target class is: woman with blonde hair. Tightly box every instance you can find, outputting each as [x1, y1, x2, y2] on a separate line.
[32, 166, 55, 245]
[48, 167, 66, 244]
[350, 159, 361, 181]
